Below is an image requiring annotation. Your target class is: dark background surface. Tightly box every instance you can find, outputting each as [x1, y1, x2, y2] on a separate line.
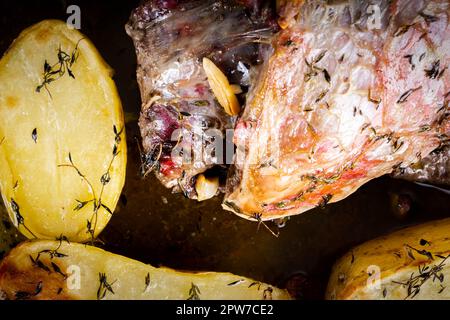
[0, 0, 449, 299]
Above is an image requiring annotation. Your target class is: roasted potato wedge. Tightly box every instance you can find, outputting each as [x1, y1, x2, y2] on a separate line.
[0, 20, 126, 242]
[327, 218, 450, 300]
[0, 240, 291, 300]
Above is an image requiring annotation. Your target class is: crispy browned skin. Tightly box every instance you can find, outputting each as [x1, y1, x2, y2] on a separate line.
[0, 242, 72, 300]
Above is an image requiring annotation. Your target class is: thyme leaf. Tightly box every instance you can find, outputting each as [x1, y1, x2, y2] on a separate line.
[263, 287, 273, 300]
[10, 198, 36, 238]
[397, 87, 422, 104]
[97, 273, 116, 300]
[251, 213, 280, 238]
[36, 39, 84, 97]
[59, 124, 122, 243]
[32, 128, 38, 143]
[424, 60, 440, 79]
[393, 254, 449, 299]
[144, 273, 151, 292]
[187, 283, 201, 300]
[227, 279, 244, 287]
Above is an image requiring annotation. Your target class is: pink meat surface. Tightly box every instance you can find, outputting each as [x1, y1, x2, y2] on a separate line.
[224, 0, 450, 220]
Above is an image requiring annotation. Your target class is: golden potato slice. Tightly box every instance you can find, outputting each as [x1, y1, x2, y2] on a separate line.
[327, 218, 450, 300]
[0, 240, 291, 300]
[0, 20, 126, 242]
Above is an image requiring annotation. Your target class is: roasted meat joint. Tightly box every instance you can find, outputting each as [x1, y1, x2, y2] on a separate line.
[128, 0, 449, 220]
[126, 0, 279, 199]
[0, 0, 449, 302]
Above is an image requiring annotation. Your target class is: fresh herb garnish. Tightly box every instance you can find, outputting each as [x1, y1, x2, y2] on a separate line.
[304, 51, 327, 82]
[284, 39, 294, 47]
[318, 194, 333, 208]
[227, 279, 244, 287]
[315, 90, 328, 103]
[425, 60, 440, 79]
[180, 111, 191, 117]
[15, 282, 42, 300]
[404, 54, 415, 70]
[36, 39, 84, 97]
[397, 87, 422, 104]
[59, 125, 123, 243]
[10, 198, 36, 238]
[251, 213, 279, 238]
[405, 244, 433, 261]
[144, 273, 151, 292]
[97, 273, 116, 300]
[187, 283, 201, 300]
[29, 255, 51, 273]
[393, 254, 449, 299]
[32, 128, 38, 143]
[51, 262, 66, 278]
[323, 69, 331, 83]
[193, 100, 210, 107]
[248, 282, 262, 290]
[263, 287, 273, 300]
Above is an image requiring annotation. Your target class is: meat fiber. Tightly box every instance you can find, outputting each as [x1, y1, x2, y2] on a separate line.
[223, 0, 450, 220]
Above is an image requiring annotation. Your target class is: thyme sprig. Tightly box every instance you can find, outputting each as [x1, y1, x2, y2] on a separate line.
[227, 279, 244, 287]
[30, 238, 68, 270]
[397, 86, 422, 104]
[32, 128, 38, 143]
[137, 138, 163, 178]
[425, 60, 441, 79]
[405, 244, 433, 260]
[58, 125, 123, 243]
[252, 213, 280, 238]
[97, 273, 116, 300]
[318, 194, 333, 209]
[263, 287, 273, 300]
[15, 282, 43, 300]
[144, 273, 151, 293]
[304, 51, 328, 83]
[187, 283, 201, 300]
[392, 254, 450, 299]
[10, 198, 36, 238]
[36, 39, 84, 98]
[248, 282, 262, 290]
[29, 238, 68, 277]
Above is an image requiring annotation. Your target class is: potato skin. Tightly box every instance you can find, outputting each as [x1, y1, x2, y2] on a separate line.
[0, 240, 291, 300]
[327, 218, 450, 300]
[0, 20, 126, 242]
